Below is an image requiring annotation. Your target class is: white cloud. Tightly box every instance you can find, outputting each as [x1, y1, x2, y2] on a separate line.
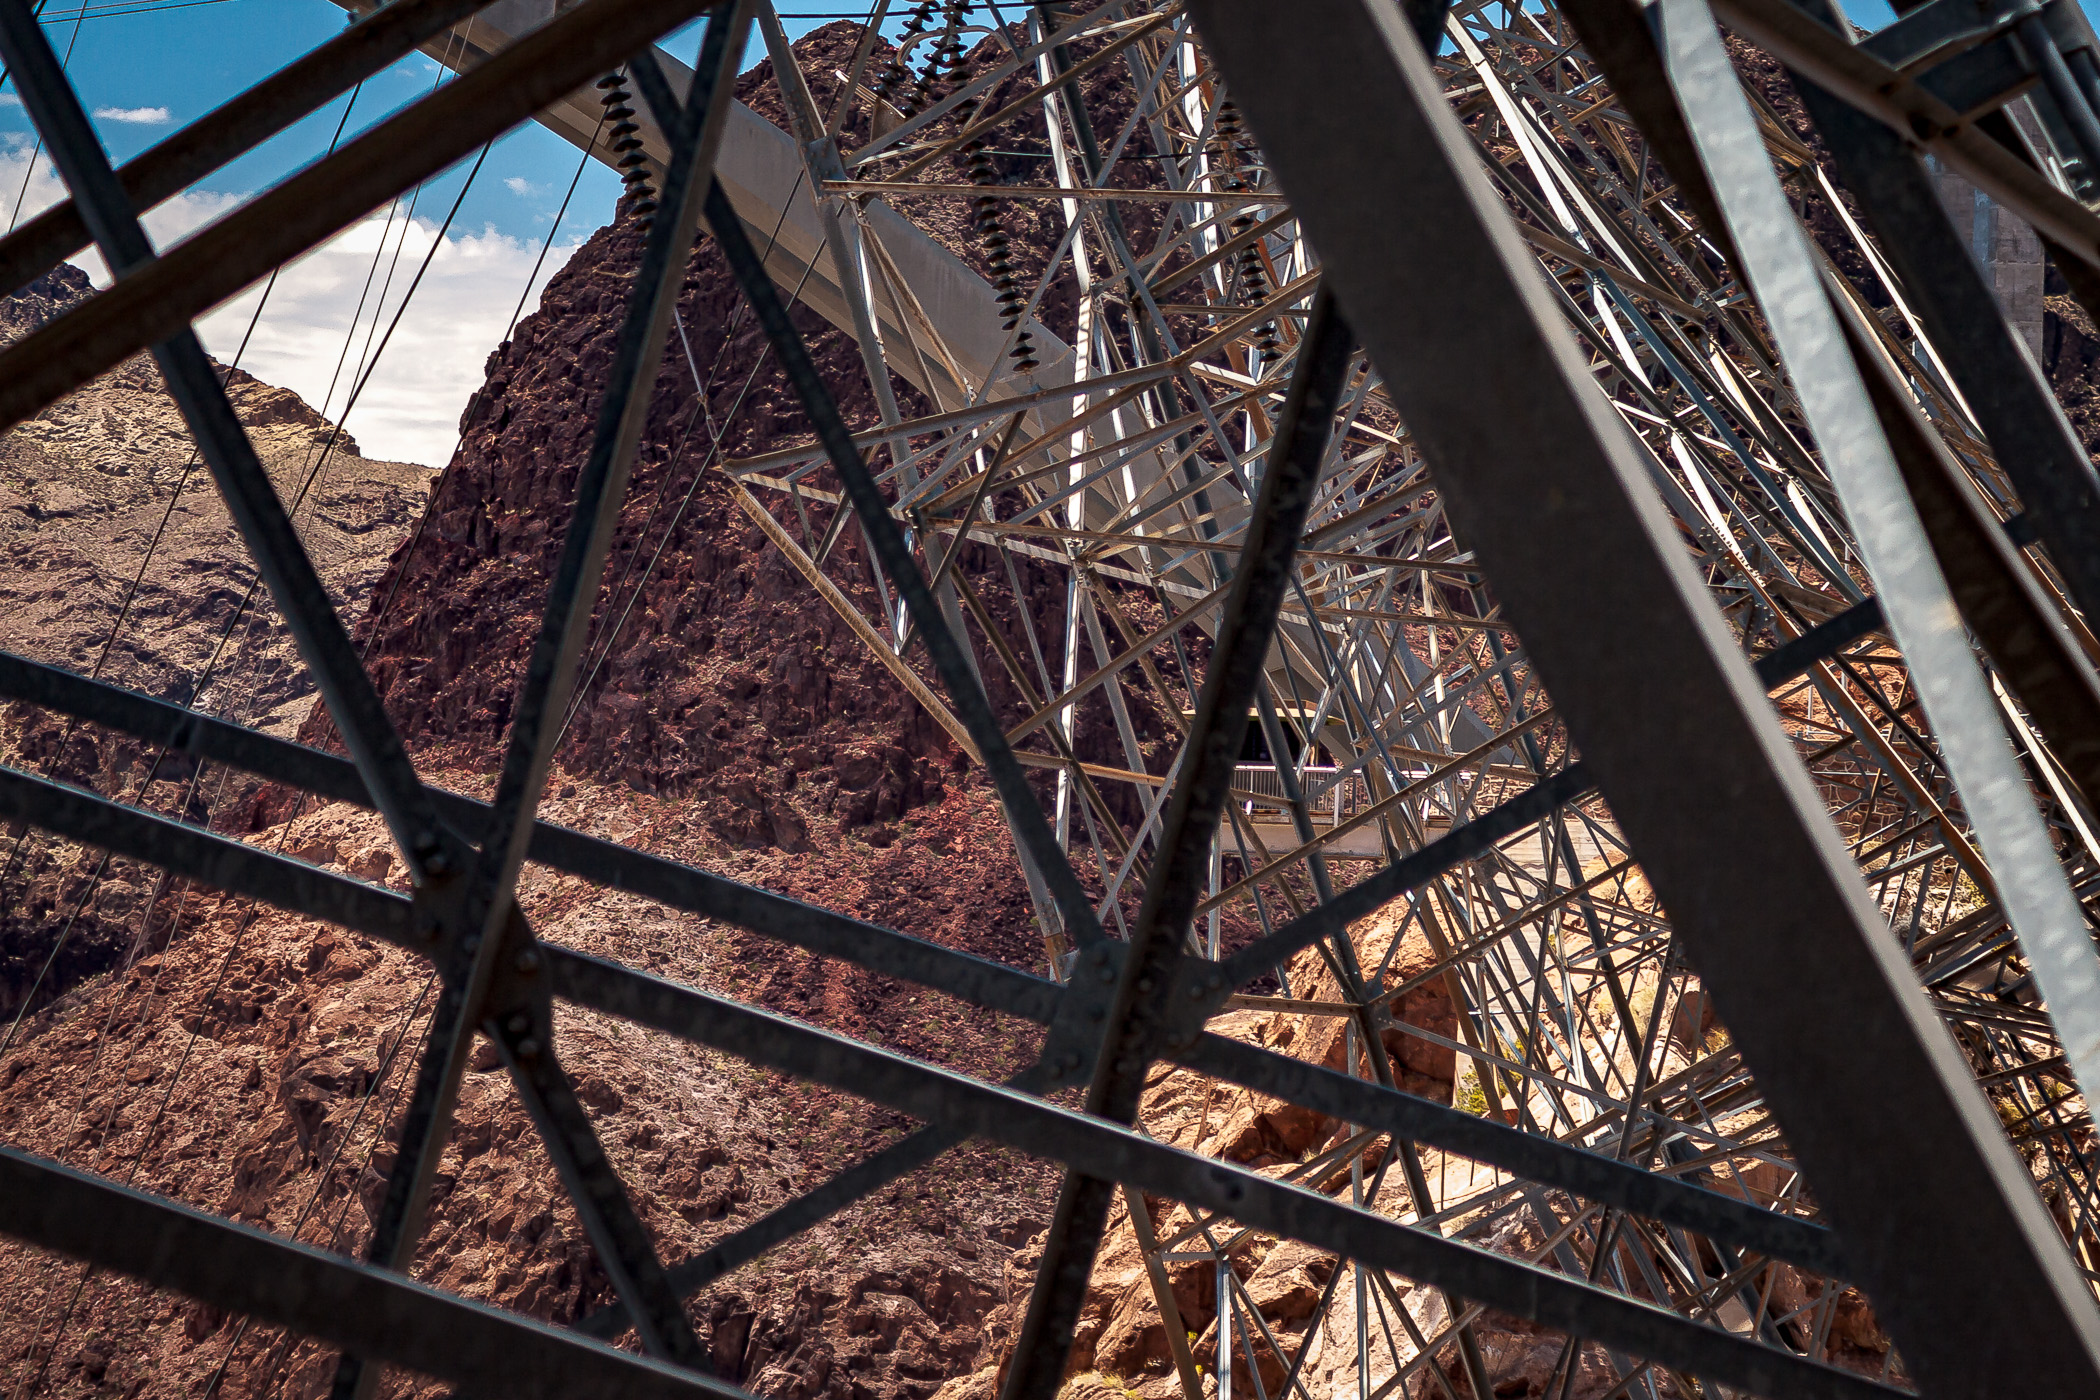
[1, 148, 588, 468]
[93, 105, 171, 125]
[198, 215, 585, 465]
[0, 95, 21, 108]
[504, 176, 544, 198]
[0, 148, 241, 273]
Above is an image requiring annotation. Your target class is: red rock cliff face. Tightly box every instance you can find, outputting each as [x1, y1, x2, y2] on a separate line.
[320, 24, 1183, 845]
[0, 29, 1261, 1400]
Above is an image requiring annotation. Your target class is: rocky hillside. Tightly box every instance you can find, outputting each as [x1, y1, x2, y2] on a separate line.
[0, 20, 1951, 1400]
[0, 264, 432, 1022]
[0, 265, 432, 738]
[0, 27, 1185, 1400]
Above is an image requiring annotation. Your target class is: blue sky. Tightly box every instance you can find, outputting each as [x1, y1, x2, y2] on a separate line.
[0, 1, 886, 462]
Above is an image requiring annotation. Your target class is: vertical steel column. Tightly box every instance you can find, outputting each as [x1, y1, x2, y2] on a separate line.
[1185, 0, 2100, 1393]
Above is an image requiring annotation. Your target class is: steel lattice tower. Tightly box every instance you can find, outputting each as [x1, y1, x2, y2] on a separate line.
[5, 0, 2100, 1395]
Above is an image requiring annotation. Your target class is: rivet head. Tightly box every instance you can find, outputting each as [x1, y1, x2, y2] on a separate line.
[515, 950, 541, 975]
[506, 1013, 531, 1035]
[514, 1037, 541, 1060]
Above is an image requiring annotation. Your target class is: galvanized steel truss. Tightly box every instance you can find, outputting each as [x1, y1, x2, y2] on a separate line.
[5, 0, 2100, 1396]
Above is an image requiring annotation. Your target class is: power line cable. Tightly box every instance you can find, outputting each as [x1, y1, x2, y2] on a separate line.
[0, 76, 370, 983]
[5, 2, 81, 233]
[355, 109, 605, 666]
[555, 172, 818, 743]
[0, 55, 497, 1397]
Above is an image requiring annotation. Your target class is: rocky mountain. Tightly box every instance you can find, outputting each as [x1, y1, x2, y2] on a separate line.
[0, 263, 433, 1023]
[0, 22, 1950, 1400]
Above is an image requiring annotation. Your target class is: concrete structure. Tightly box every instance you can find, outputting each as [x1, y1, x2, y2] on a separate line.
[1927, 153, 2048, 364]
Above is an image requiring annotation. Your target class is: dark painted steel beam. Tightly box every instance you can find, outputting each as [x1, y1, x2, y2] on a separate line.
[494, 987, 715, 1358]
[0, 0, 726, 436]
[1183, 0, 2100, 1393]
[0, 763, 416, 946]
[0, 938, 1895, 1398]
[0, 0, 500, 297]
[1001, 289, 1357, 1400]
[0, 649, 1061, 1023]
[0, 740, 1850, 1283]
[0, 1148, 750, 1400]
[343, 21, 749, 1390]
[0, 753, 1850, 1285]
[0, 0, 457, 886]
[1170, 1033, 1846, 1274]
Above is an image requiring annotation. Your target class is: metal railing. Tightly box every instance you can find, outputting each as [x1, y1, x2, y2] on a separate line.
[1230, 763, 1372, 824]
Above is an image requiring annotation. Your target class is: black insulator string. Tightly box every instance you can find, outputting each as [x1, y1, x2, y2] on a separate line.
[597, 68, 659, 231]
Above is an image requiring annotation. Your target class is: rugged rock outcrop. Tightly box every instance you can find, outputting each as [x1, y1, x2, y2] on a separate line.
[931, 917, 1473, 1400]
[0, 264, 432, 1021]
[0, 28, 1190, 1400]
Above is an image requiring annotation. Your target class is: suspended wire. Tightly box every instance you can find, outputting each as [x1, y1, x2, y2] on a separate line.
[555, 266, 823, 752]
[197, 967, 441, 1400]
[355, 107, 606, 664]
[0, 48, 500, 1398]
[6, 2, 83, 234]
[293, 140, 497, 519]
[202, 123, 608, 1400]
[21, 0, 243, 22]
[553, 170, 820, 745]
[0, 75, 372, 991]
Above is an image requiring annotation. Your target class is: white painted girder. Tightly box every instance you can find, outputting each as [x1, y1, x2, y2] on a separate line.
[330, 0, 1076, 413]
